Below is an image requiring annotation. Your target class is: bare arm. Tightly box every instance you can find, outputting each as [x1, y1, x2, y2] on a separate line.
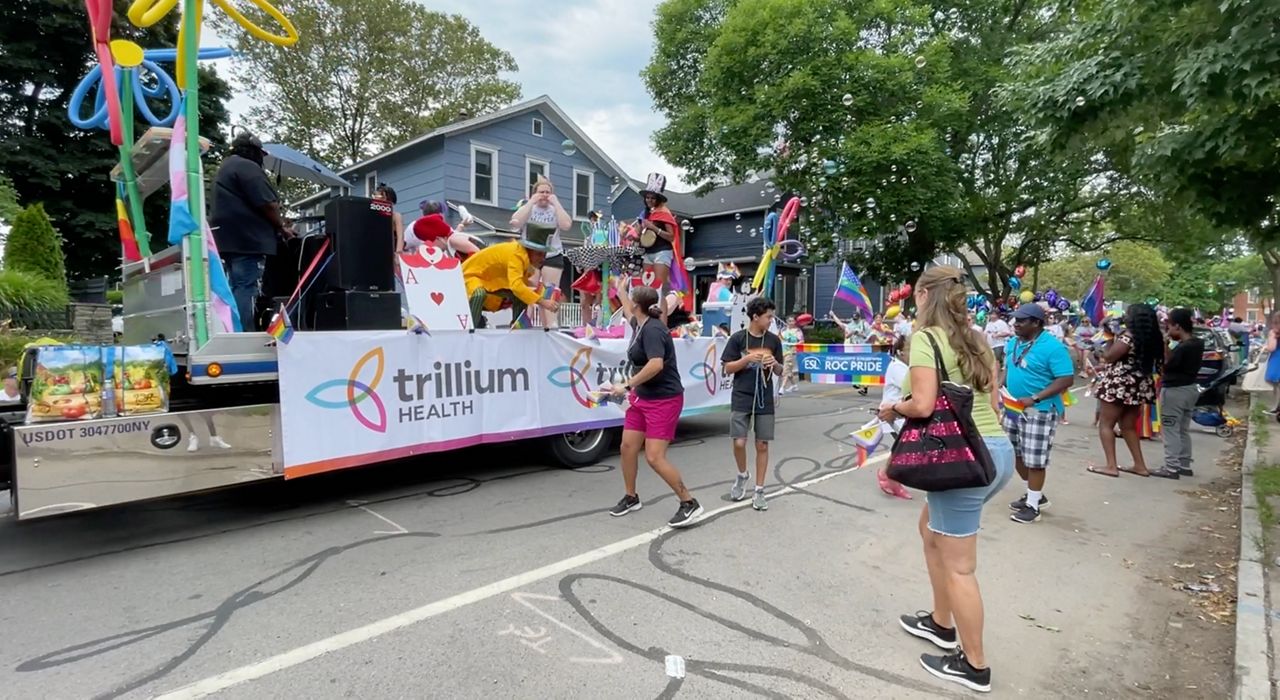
[392, 213, 403, 253]
[509, 199, 536, 229]
[1267, 330, 1278, 352]
[613, 276, 635, 320]
[1101, 337, 1130, 364]
[549, 195, 573, 230]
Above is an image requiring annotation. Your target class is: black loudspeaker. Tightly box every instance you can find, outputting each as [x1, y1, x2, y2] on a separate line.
[314, 290, 402, 331]
[324, 196, 395, 291]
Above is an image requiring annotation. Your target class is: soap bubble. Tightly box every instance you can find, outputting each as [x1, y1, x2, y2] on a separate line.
[749, 228, 758, 237]
[822, 160, 839, 175]
[841, 178, 850, 186]
[681, 219, 692, 231]
[866, 198, 877, 208]
[561, 139, 577, 156]
[773, 194, 782, 202]
[1074, 96, 1086, 107]
[735, 224, 743, 233]
[683, 257, 695, 271]
[842, 93, 854, 106]
[881, 179, 888, 186]
[910, 261, 921, 272]
[612, 176, 620, 185]
[735, 212, 742, 221]
[891, 164, 898, 172]
[889, 175, 897, 183]
[800, 196, 809, 206]
[765, 181, 777, 192]
[819, 177, 829, 187]
[760, 190, 766, 197]
[905, 220, 918, 233]
[852, 204, 861, 213]
[889, 214, 897, 222]
[915, 55, 927, 68]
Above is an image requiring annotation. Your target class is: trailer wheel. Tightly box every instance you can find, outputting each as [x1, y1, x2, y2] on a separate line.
[547, 428, 610, 467]
[1216, 425, 1234, 438]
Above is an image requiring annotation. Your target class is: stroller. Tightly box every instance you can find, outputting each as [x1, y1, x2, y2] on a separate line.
[1192, 363, 1247, 437]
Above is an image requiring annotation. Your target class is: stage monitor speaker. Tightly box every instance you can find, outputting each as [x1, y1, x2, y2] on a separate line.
[324, 196, 395, 292]
[314, 290, 402, 331]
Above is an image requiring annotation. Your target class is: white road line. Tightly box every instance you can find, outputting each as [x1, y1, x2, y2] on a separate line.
[346, 500, 408, 535]
[152, 454, 887, 700]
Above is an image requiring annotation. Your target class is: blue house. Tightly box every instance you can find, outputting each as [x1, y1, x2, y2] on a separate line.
[293, 95, 630, 246]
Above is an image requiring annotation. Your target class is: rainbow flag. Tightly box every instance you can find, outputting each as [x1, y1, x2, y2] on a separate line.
[850, 421, 885, 467]
[834, 263, 874, 321]
[167, 95, 240, 333]
[115, 183, 142, 263]
[1000, 389, 1026, 419]
[512, 284, 561, 329]
[266, 304, 293, 345]
[1062, 389, 1076, 407]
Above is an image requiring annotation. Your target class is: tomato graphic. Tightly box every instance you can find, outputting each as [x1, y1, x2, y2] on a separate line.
[60, 404, 87, 419]
[133, 378, 151, 390]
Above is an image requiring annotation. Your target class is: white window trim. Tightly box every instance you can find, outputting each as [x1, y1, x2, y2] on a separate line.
[364, 171, 378, 197]
[525, 157, 550, 197]
[531, 117, 544, 137]
[470, 143, 499, 206]
[572, 168, 595, 221]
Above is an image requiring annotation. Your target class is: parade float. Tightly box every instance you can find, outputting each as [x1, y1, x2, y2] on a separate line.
[0, 0, 730, 521]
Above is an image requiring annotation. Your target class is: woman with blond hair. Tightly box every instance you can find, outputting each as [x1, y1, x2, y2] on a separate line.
[877, 265, 1014, 693]
[511, 176, 571, 326]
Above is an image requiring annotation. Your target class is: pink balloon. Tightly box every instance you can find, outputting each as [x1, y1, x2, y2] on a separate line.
[775, 196, 802, 242]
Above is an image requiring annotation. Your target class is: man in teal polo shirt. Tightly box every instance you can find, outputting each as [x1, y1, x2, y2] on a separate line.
[1004, 304, 1076, 524]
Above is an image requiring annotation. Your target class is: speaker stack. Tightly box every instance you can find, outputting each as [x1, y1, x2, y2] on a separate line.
[313, 196, 403, 331]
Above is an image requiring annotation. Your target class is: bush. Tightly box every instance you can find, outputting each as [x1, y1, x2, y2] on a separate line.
[106, 289, 123, 305]
[0, 269, 69, 310]
[0, 325, 77, 372]
[4, 203, 66, 291]
[804, 325, 845, 344]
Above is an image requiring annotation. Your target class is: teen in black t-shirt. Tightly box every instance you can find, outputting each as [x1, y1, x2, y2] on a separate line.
[606, 280, 702, 528]
[1151, 308, 1204, 479]
[720, 296, 784, 510]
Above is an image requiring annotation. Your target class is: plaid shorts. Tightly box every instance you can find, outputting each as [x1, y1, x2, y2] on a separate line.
[1002, 407, 1059, 469]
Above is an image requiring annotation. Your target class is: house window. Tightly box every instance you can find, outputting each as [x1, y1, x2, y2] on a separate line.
[1248, 310, 1259, 323]
[796, 272, 809, 313]
[531, 118, 543, 137]
[526, 158, 549, 196]
[471, 145, 498, 205]
[364, 172, 378, 197]
[1249, 288, 1260, 303]
[573, 170, 594, 219]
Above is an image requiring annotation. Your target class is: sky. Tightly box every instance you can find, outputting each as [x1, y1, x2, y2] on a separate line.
[217, 0, 688, 189]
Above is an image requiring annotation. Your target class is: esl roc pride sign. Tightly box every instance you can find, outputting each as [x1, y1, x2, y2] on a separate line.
[795, 343, 891, 386]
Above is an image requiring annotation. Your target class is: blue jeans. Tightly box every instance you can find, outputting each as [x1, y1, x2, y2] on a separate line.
[223, 253, 266, 332]
[925, 437, 1016, 537]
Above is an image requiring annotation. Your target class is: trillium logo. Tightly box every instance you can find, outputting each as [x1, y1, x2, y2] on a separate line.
[304, 347, 388, 433]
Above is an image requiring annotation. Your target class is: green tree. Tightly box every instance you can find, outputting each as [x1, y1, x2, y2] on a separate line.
[0, 174, 19, 225]
[1038, 242, 1170, 304]
[0, 0, 232, 281]
[4, 204, 67, 292]
[224, 0, 521, 168]
[1001, 0, 1280, 290]
[644, 0, 1143, 296]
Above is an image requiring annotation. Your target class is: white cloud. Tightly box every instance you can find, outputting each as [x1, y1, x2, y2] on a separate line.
[216, 0, 688, 188]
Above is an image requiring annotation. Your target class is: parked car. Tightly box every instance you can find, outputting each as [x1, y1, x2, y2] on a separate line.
[1194, 326, 1240, 388]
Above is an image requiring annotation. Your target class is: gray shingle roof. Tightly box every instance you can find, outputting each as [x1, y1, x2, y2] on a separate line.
[624, 178, 776, 219]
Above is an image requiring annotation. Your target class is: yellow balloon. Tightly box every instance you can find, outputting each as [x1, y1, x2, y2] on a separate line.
[110, 39, 145, 68]
[1019, 290, 1035, 303]
[127, 0, 179, 28]
[885, 305, 901, 320]
[213, 0, 300, 46]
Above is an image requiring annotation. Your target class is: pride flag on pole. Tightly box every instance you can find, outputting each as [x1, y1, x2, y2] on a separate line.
[167, 95, 240, 333]
[115, 183, 142, 263]
[1081, 275, 1105, 326]
[1000, 388, 1026, 420]
[850, 421, 885, 467]
[834, 263, 875, 321]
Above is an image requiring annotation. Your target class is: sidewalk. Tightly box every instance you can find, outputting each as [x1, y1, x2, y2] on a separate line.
[1239, 394, 1276, 700]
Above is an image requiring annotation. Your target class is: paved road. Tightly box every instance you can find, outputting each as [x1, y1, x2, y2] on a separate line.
[0, 386, 1232, 698]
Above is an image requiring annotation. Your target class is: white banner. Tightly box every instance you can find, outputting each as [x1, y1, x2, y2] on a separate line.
[278, 330, 730, 477]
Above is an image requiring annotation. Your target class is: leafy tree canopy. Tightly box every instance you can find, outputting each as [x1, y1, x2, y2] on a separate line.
[225, 0, 521, 168]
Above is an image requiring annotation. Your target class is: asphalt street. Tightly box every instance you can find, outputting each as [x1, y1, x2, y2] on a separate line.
[0, 385, 1233, 698]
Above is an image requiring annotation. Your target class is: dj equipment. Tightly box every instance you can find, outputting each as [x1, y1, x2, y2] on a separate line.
[314, 290, 401, 331]
[324, 196, 395, 292]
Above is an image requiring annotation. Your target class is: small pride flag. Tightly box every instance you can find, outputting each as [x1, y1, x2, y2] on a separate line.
[1000, 389, 1026, 419]
[850, 421, 885, 467]
[266, 304, 293, 345]
[512, 284, 562, 330]
[1061, 389, 1076, 408]
[834, 263, 875, 321]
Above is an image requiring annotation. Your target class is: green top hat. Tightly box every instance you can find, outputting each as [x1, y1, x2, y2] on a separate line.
[521, 222, 555, 252]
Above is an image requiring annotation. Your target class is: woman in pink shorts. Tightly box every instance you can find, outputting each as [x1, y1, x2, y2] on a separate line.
[607, 282, 703, 528]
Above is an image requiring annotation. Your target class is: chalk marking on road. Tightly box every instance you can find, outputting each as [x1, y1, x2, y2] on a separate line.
[346, 500, 408, 535]
[152, 455, 886, 700]
[496, 623, 554, 653]
[510, 591, 624, 664]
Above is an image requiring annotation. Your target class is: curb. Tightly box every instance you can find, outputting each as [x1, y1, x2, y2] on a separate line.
[1236, 394, 1272, 700]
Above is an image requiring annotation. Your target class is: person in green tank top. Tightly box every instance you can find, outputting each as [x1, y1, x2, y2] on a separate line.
[875, 265, 1015, 693]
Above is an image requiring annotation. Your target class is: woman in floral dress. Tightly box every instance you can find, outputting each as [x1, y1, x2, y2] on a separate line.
[1086, 304, 1164, 478]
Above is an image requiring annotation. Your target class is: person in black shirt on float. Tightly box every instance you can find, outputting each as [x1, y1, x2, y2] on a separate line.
[210, 132, 294, 331]
[1151, 308, 1204, 479]
[721, 296, 784, 511]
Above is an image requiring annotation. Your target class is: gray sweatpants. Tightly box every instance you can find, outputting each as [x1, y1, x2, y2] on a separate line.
[1161, 384, 1199, 471]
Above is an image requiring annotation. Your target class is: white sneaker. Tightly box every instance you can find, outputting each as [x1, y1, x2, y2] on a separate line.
[210, 436, 232, 449]
[187, 434, 199, 452]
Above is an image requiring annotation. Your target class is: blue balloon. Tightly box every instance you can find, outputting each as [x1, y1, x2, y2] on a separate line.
[1056, 298, 1071, 311]
[1008, 276, 1021, 291]
[1096, 258, 1112, 271]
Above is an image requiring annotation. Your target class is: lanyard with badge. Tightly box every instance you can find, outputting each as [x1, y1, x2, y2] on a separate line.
[1010, 335, 1039, 369]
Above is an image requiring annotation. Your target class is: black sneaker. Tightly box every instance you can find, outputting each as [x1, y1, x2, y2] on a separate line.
[1177, 466, 1194, 477]
[668, 499, 703, 528]
[1010, 504, 1041, 524]
[920, 650, 991, 693]
[898, 611, 958, 650]
[1149, 467, 1181, 480]
[609, 494, 642, 517]
[1008, 494, 1050, 511]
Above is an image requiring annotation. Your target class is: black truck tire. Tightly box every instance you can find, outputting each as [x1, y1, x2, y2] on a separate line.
[546, 428, 611, 467]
